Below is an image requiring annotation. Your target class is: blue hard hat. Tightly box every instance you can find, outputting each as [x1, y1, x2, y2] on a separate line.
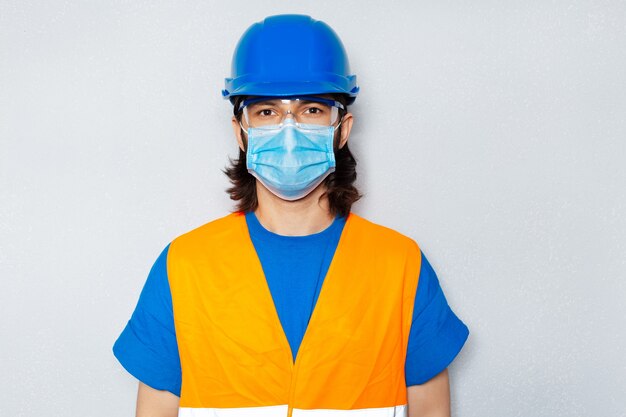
[223, 14, 359, 105]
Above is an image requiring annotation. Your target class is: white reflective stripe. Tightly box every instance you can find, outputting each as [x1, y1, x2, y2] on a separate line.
[178, 405, 407, 417]
[292, 405, 407, 417]
[178, 405, 288, 417]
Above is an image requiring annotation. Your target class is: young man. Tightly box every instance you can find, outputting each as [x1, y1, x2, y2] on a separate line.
[113, 14, 469, 417]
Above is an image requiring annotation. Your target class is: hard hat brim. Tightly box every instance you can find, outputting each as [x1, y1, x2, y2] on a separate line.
[223, 80, 359, 105]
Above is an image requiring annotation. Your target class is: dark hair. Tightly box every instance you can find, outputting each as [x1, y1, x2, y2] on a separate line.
[223, 94, 362, 218]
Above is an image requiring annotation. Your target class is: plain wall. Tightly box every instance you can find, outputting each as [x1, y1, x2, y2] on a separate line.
[1, 1, 625, 416]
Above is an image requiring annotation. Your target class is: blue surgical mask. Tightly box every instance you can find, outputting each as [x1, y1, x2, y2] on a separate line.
[246, 118, 336, 201]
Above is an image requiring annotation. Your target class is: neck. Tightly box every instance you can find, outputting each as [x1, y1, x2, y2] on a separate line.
[253, 182, 335, 236]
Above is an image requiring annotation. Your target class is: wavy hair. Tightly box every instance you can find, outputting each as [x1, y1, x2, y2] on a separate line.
[223, 94, 361, 218]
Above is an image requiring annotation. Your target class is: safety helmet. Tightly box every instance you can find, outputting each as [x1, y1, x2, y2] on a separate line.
[222, 14, 359, 105]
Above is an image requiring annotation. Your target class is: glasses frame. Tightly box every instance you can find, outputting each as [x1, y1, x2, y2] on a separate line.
[237, 95, 345, 132]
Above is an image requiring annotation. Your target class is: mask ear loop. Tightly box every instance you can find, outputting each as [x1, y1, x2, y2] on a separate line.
[239, 119, 249, 136]
[238, 104, 249, 136]
[334, 108, 344, 131]
[332, 108, 347, 151]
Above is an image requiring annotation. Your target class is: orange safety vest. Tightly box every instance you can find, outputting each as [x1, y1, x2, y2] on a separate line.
[167, 212, 421, 417]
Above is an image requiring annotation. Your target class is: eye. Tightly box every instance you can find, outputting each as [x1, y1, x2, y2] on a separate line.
[253, 107, 277, 117]
[304, 105, 326, 115]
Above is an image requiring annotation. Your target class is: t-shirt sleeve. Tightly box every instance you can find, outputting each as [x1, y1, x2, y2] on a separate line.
[112, 243, 182, 396]
[405, 250, 469, 386]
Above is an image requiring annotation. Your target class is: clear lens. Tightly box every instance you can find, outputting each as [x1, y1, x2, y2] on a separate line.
[242, 98, 341, 128]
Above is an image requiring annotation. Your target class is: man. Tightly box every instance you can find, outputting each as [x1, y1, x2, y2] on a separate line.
[113, 14, 469, 417]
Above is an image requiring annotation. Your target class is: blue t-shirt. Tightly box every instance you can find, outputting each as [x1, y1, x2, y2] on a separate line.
[113, 212, 469, 396]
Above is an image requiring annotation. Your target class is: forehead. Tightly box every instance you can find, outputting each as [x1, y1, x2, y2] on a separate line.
[248, 95, 332, 103]
[251, 99, 311, 105]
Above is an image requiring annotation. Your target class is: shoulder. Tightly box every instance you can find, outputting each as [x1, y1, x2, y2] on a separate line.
[175, 212, 243, 240]
[169, 212, 245, 256]
[348, 212, 421, 256]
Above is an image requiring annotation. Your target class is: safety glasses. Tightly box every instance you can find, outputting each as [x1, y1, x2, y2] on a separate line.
[238, 96, 345, 129]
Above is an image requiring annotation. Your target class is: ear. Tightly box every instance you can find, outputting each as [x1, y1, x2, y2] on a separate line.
[231, 115, 246, 152]
[337, 112, 354, 149]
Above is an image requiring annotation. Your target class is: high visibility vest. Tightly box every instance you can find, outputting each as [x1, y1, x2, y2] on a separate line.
[167, 212, 421, 417]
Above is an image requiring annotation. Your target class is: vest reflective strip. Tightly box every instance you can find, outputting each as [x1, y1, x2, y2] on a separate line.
[178, 405, 407, 417]
[293, 405, 407, 417]
[178, 405, 288, 417]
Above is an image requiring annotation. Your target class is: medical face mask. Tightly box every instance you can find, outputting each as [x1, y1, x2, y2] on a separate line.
[245, 118, 336, 201]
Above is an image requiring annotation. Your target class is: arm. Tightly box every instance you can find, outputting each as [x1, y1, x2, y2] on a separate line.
[112, 245, 183, 415]
[136, 382, 179, 417]
[405, 250, 468, 416]
[407, 368, 451, 417]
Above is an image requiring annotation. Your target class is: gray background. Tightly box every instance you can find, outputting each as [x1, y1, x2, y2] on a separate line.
[1, 1, 625, 416]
